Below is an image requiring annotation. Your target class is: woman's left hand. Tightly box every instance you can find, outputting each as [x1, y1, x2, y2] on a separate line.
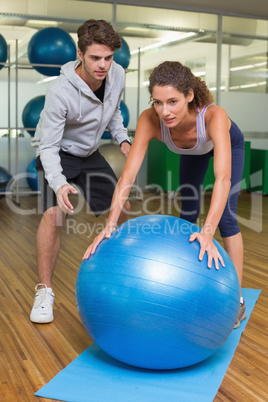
[189, 232, 225, 270]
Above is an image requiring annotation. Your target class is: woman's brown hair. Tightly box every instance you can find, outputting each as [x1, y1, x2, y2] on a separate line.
[148, 61, 214, 111]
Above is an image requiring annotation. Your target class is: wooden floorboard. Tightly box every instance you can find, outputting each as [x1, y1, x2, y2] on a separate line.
[0, 190, 267, 401]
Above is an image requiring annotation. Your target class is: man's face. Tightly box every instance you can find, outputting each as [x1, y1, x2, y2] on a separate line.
[78, 43, 114, 84]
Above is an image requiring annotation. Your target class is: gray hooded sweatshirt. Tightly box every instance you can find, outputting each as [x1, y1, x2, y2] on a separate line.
[32, 59, 130, 194]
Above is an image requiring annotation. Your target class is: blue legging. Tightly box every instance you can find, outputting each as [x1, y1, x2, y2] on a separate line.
[179, 120, 245, 238]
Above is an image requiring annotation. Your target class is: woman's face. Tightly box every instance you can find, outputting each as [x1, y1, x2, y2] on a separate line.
[152, 85, 193, 127]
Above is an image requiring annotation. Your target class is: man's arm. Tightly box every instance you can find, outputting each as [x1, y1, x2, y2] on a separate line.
[36, 88, 69, 194]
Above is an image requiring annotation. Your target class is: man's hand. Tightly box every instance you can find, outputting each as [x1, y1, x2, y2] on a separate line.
[120, 142, 131, 157]
[56, 184, 78, 214]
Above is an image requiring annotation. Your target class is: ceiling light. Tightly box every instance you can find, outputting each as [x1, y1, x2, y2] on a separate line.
[229, 81, 266, 90]
[193, 71, 206, 77]
[27, 20, 59, 27]
[230, 64, 254, 72]
[230, 62, 267, 72]
[209, 86, 226, 91]
[254, 62, 267, 67]
[130, 32, 196, 55]
[37, 76, 58, 84]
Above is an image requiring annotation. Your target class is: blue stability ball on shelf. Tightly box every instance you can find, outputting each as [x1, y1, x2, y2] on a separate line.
[114, 37, 131, 69]
[26, 158, 39, 191]
[76, 215, 240, 370]
[120, 100, 129, 128]
[28, 27, 77, 76]
[0, 34, 8, 71]
[101, 100, 129, 139]
[0, 166, 12, 198]
[22, 95, 45, 136]
[101, 131, 113, 140]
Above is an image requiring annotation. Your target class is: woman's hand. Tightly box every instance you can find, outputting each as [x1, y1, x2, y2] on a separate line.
[189, 231, 225, 270]
[82, 223, 117, 260]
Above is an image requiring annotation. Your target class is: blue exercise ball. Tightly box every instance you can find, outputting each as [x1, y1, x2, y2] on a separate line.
[22, 95, 45, 136]
[114, 37, 131, 69]
[101, 130, 113, 140]
[0, 166, 12, 198]
[26, 158, 39, 191]
[0, 34, 8, 71]
[120, 100, 129, 128]
[28, 27, 77, 76]
[76, 215, 240, 370]
[101, 100, 129, 139]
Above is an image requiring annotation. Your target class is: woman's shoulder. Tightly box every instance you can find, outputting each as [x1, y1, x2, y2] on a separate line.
[204, 104, 228, 123]
[135, 108, 161, 141]
[140, 107, 160, 126]
[204, 104, 231, 138]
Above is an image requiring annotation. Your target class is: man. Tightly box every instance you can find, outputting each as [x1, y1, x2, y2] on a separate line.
[30, 19, 131, 324]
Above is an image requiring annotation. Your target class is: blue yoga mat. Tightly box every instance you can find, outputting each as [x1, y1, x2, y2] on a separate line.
[36, 288, 261, 402]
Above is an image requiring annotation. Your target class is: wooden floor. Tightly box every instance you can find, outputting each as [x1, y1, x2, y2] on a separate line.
[0, 190, 267, 401]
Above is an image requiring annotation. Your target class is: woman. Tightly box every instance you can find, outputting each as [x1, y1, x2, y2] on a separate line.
[83, 61, 246, 329]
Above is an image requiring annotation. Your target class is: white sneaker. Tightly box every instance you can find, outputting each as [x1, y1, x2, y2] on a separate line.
[30, 283, 55, 323]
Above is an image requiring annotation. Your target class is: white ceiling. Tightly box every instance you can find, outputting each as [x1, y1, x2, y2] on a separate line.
[1, 0, 267, 46]
[0, 0, 267, 82]
[93, 0, 268, 20]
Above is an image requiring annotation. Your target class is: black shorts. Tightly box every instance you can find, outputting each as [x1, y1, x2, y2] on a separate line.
[36, 149, 118, 216]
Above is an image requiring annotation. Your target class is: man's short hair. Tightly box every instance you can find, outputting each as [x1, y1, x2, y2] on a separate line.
[77, 19, 121, 54]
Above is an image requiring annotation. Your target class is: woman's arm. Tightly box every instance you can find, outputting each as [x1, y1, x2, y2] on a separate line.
[190, 107, 232, 269]
[83, 108, 158, 258]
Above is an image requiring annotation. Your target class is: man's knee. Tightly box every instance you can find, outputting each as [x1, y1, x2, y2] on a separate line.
[42, 206, 66, 228]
